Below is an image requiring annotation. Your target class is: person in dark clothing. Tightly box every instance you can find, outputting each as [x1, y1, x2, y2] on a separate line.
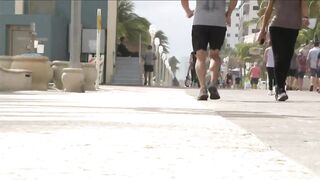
[258, 0, 309, 101]
[117, 36, 131, 57]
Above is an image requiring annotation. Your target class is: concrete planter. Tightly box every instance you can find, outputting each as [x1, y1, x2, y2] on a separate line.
[61, 68, 85, 92]
[0, 56, 13, 69]
[81, 63, 97, 91]
[11, 55, 53, 90]
[52, 60, 69, 90]
[0, 67, 32, 91]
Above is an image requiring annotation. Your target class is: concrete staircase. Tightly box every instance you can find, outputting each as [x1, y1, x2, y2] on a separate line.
[112, 57, 143, 86]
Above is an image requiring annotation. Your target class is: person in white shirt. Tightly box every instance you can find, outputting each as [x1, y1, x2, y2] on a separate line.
[264, 41, 275, 95]
[306, 41, 320, 91]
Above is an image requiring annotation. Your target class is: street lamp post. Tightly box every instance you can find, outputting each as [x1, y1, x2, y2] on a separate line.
[149, 25, 156, 50]
[154, 37, 160, 86]
[161, 53, 167, 86]
[158, 45, 163, 85]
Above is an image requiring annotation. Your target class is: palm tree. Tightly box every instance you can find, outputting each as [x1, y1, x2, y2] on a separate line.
[117, 0, 151, 47]
[168, 56, 179, 77]
[154, 30, 170, 54]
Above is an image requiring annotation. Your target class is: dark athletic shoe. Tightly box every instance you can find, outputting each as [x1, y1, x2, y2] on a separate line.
[208, 85, 220, 100]
[309, 85, 314, 91]
[275, 88, 288, 101]
[197, 88, 208, 101]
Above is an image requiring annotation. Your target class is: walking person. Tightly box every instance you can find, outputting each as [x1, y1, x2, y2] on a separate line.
[181, 0, 238, 100]
[306, 41, 320, 92]
[258, 0, 309, 101]
[296, 49, 307, 90]
[286, 53, 298, 90]
[249, 62, 261, 89]
[142, 45, 157, 86]
[317, 50, 320, 93]
[264, 41, 275, 95]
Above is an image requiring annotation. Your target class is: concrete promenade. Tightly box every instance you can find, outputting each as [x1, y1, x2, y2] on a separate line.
[0, 86, 319, 180]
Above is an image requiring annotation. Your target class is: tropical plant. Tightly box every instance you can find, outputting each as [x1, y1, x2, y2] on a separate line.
[117, 0, 151, 46]
[154, 30, 170, 54]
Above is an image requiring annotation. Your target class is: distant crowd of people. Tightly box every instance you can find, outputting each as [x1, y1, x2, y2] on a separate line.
[264, 41, 320, 95]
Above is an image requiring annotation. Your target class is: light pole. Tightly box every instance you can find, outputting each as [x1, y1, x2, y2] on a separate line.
[158, 45, 163, 85]
[149, 25, 156, 50]
[70, 0, 82, 68]
[154, 37, 160, 85]
[161, 53, 167, 86]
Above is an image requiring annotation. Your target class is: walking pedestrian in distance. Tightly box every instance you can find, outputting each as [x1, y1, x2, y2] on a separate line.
[296, 48, 307, 91]
[181, 0, 238, 100]
[286, 52, 298, 91]
[142, 45, 157, 86]
[249, 62, 261, 89]
[264, 41, 275, 95]
[258, 0, 309, 101]
[306, 41, 320, 92]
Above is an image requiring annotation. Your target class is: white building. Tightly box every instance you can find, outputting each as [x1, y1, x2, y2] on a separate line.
[238, 0, 260, 43]
[225, 9, 241, 49]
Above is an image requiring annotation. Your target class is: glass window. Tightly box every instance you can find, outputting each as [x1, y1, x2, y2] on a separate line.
[28, 0, 56, 15]
[243, 4, 249, 15]
[252, 28, 260, 33]
[253, 6, 259, 11]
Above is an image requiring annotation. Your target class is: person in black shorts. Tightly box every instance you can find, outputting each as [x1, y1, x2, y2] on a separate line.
[181, 0, 238, 100]
[142, 45, 156, 86]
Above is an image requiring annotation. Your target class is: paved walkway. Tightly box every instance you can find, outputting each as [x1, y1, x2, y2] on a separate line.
[0, 86, 319, 180]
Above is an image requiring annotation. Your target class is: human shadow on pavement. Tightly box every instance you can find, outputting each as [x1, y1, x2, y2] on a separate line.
[216, 111, 313, 119]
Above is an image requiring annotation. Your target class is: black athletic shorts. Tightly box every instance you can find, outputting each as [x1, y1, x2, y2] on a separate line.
[144, 65, 153, 72]
[192, 25, 227, 52]
[287, 69, 296, 77]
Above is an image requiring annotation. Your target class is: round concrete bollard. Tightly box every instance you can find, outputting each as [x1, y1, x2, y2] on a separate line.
[81, 63, 97, 91]
[61, 68, 85, 92]
[11, 55, 52, 90]
[0, 56, 13, 69]
[51, 61, 69, 89]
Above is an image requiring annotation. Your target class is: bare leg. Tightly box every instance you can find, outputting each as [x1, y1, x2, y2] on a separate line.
[207, 49, 221, 99]
[144, 71, 147, 85]
[148, 72, 152, 86]
[195, 50, 207, 89]
[310, 76, 315, 91]
[208, 49, 221, 85]
[298, 78, 303, 90]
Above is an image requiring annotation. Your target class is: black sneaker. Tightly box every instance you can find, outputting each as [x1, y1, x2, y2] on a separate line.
[309, 85, 314, 91]
[275, 88, 288, 101]
[197, 88, 208, 101]
[208, 85, 220, 100]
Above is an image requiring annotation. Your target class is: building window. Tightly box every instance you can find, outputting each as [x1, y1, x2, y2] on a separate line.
[235, 34, 238, 37]
[243, 4, 250, 15]
[28, 0, 56, 15]
[227, 33, 230, 37]
[252, 28, 260, 33]
[236, 13, 240, 17]
[227, 44, 230, 48]
[236, 23, 239, 27]
[253, 6, 259, 11]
